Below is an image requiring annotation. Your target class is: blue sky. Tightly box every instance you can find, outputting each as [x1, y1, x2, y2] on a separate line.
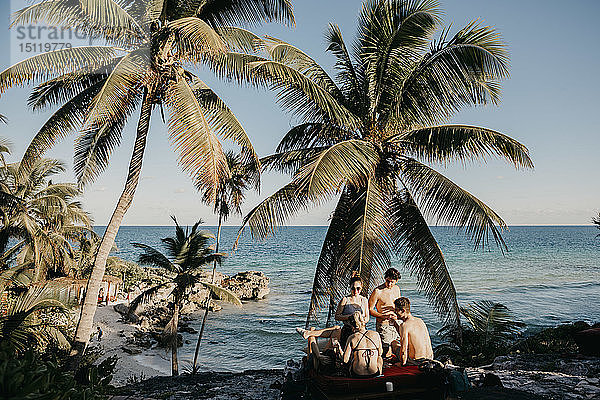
[1, 0, 599, 226]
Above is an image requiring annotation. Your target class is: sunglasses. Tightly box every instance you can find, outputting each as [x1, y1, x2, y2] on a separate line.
[352, 287, 362, 291]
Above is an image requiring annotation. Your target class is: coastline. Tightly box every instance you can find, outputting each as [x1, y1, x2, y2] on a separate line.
[91, 300, 171, 385]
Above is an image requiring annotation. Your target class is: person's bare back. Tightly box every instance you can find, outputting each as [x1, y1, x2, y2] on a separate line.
[397, 316, 433, 361]
[390, 297, 434, 365]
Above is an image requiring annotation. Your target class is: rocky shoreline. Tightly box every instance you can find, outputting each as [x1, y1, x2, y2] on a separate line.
[111, 271, 269, 353]
[110, 353, 600, 400]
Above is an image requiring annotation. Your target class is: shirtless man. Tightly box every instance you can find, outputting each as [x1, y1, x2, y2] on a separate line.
[390, 297, 434, 365]
[368, 268, 401, 357]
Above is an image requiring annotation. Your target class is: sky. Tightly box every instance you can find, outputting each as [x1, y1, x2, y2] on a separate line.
[0, 0, 599, 227]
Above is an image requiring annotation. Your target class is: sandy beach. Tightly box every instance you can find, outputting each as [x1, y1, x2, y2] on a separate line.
[90, 300, 171, 386]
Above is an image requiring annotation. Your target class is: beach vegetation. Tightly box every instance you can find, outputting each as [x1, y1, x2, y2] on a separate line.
[0, 285, 70, 356]
[593, 213, 600, 235]
[233, 0, 533, 327]
[0, 346, 116, 400]
[0, 0, 294, 363]
[436, 300, 525, 366]
[128, 217, 241, 376]
[0, 138, 93, 282]
[193, 150, 259, 372]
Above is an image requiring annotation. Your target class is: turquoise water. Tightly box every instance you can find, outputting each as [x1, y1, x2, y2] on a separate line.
[101, 225, 600, 373]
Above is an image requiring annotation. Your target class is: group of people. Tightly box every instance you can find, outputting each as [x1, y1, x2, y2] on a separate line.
[297, 268, 434, 378]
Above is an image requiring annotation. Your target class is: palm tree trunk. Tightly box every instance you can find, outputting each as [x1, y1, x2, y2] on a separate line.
[192, 211, 222, 372]
[69, 89, 153, 368]
[171, 301, 180, 377]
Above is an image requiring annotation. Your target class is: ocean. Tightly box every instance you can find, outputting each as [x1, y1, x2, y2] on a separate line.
[99, 225, 600, 374]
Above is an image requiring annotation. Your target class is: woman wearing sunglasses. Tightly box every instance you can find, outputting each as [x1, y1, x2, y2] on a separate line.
[335, 275, 370, 348]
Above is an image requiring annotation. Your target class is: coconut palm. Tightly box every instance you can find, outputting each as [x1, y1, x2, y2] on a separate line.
[129, 217, 240, 376]
[232, 0, 533, 327]
[0, 285, 70, 356]
[0, 157, 91, 280]
[0, 0, 294, 360]
[192, 150, 258, 372]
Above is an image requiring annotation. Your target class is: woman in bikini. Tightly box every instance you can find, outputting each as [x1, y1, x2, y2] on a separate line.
[342, 311, 383, 378]
[335, 276, 369, 348]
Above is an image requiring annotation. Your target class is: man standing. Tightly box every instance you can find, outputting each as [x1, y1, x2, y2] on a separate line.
[390, 297, 434, 365]
[368, 268, 401, 357]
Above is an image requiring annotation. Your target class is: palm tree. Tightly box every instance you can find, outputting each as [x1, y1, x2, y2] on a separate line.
[0, 285, 70, 356]
[128, 217, 240, 376]
[0, 0, 294, 360]
[192, 150, 258, 372]
[436, 300, 524, 365]
[233, 0, 533, 327]
[593, 214, 600, 235]
[0, 157, 91, 280]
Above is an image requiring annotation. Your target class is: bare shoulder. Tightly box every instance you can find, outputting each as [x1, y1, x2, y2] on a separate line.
[367, 330, 381, 344]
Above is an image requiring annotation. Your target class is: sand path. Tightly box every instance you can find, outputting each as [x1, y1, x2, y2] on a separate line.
[90, 300, 171, 386]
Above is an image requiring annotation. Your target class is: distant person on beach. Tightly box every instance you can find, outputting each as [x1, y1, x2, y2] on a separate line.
[343, 311, 383, 378]
[368, 268, 401, 357]
[390, 297, 433, 366]
[296, 325, 343, 374]
[335, 275, 369, 348]
[96, 326, 103, 342]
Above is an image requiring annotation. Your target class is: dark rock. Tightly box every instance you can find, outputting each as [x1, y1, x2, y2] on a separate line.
[575, 328, 600, 356]
[113, 303, 129, 315]
[180, 325, 198, 334]
[482, 373, 503, 387]
[122, 345, 142, 355]
[112, 369, 283, 400]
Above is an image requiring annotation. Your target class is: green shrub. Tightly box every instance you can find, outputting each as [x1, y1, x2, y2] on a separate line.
[0, 345, 116, 400]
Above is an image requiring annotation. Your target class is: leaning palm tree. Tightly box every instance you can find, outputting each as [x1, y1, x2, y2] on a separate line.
[192, 150, 258, 372]
[233, 0, 533, 327]
[129, 217, 240, 376]
[0, 0, 294, 360]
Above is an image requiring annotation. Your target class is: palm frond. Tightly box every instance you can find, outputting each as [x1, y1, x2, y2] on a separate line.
[276, 123, 351, 153]
[0, 46, 118, 94]
[389, 189, 460, 325]
[200, 281, 242, 306]
[262, 37, 342, 100]
[197, 0, 295, 28]
[186, 74, 259, 166]
[358, 0, 440, 115]
[169, 17, 227, 64]
[389, 125, 533, 168]
[165, 74, 229, 203]
[260, 147, 329, 175]
[131, 242, 175, 271]
[249, 59, 361, 129]
[74, 90, 141, 186]
[294, 140, 379, 200]
[399, 157, 506, 249]
[393, 21, 509, 127]
[306, 187, 356, 326]
[128, 282, 171, 315]
[461, 300, 525, 345]
[235, 180, 309, 246]
[18, 80, 107, 177]
[216, 26, 263, 53]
